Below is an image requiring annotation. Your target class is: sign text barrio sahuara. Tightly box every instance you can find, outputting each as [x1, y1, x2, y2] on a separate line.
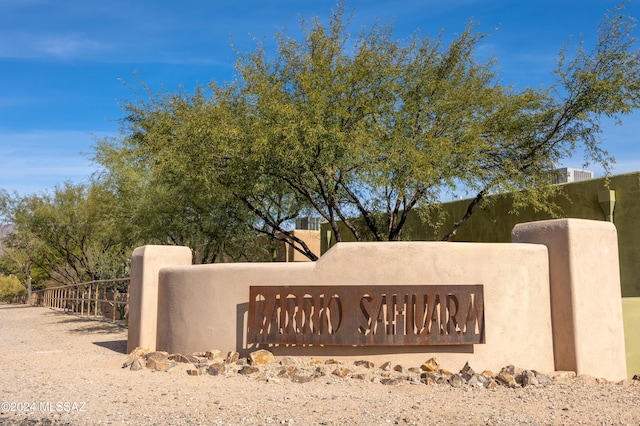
[248, 285, 484, 346]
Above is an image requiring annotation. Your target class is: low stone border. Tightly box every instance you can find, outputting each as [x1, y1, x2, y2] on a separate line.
[122, 348, 636, 389]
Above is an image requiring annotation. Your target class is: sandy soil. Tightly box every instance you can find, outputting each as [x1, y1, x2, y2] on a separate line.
[1, 303, 639, 426]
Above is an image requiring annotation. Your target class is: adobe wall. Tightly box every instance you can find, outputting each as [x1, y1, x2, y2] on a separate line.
[128, 219, 628, 380]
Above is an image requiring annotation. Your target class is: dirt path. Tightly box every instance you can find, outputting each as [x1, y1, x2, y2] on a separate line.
[1, 303, 639, 425]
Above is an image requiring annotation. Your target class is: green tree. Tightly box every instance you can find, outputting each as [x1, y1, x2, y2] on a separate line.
[0, 183, 133, 285]
[0, 275, 25, 301]
[95, 89, 276, 264]
[99, 2, 640, 259]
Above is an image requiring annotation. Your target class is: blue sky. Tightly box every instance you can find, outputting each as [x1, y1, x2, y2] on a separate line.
[1, 0, 640, 195]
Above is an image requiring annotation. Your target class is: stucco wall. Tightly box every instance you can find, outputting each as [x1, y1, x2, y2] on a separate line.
[128, 219, 630, 379]
[154, 241, 555, 375]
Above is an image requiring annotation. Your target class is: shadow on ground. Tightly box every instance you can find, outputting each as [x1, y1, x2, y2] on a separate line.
[93, 339, 127, 354]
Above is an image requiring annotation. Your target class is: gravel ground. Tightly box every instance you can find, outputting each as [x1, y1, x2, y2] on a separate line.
[1, 303, 639, 426]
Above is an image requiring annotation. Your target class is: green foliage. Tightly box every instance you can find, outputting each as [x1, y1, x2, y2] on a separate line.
[0, 275, 24, 301]
[95, 2, 640, 256]
[0, 182, 133, 286]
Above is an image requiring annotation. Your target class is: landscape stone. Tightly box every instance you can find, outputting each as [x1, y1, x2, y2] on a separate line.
[379, 361, 392, 371]
[485, 378, 500, 389]
[238, 365, 260, 375]
[521, 370, 539, 387]
[249, 349, 276, 366]
[496, 371, 518, 388]
[280, 356, 300, 366]
[187, 368, 207, 376]
[533, 371, 553, 386]
[460, 362, 475, 381]
[205, 350, 222, 360]
[208, 362, 226, 376]
[420, 357, 439, 372]
[278, 366, 300, 377]
[168, 353, 191, 363]
[129, 358, 144, 371]
[145, 357, 173, 371]
[125, 347, 150, 363]
[393, 364, 405, 373]
[467, 375, 484, 388]
[380, 378, 402, 386]
[332, 367, 352, 378]
[354, 360, 375, 369]
[448, 374, 464, 388]
[192, 358, 209, 370]
[225, 351, 240, 364]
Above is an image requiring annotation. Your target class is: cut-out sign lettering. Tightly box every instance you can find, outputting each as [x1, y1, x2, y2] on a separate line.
[248, 285, 484, 346]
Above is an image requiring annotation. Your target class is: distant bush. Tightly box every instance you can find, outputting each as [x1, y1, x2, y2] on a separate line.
[0, 275, 25, 302]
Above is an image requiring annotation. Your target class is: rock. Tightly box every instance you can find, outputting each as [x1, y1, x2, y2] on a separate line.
[393, 364, 405, 373]
[421, 376, 435, 385]
[496, 371, 518, 388]
[168, 354, 191, 363]
[485, 378, 500, 389]
[205, 350, 222, 360]
[460, 362, 475, 381]
[208, 362, 226, 376]
[533, 371, 553, 386]
[351, 374, 367, 380]
[448, 374, 464, 388]
[280, 356, 300, 366]
[187, 368, 207, 376]
[551, 371, 577, 381]
[354, 360, 375, 369]
[332, 367, 352, 378]
[278, 366, 300, 377]
[144, 351, 169, 361]
[278, 365, 318, 383]
[408, 367, 421, 374]
[129, 358, 144, 371]
[467, 375, 484, 388]
[192, 358, 209, 370]
[379, 361, 392, 371]
[249, 349, 276, 366]
[380, 378, 402, 386]
[225, 351, 240, 364]
[125, 347, 150, 363]
[325, 358, 340, 365]
[145, 353, 173, 371]
[420, 357, 439, 372]
[238, 366, 260, 375]
[500, 365, 516, 376]
[520, 370, 539, 387]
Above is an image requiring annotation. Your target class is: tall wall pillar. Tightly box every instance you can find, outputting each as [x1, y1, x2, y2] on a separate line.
[512, 219, 627, 380]
[127, 245, 192, 353]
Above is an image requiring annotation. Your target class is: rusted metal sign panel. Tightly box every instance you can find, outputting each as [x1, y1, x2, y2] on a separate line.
[248, 285, 484, 346]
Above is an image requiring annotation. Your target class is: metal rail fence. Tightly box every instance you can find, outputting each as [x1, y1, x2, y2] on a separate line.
[20, 278, 131, 324]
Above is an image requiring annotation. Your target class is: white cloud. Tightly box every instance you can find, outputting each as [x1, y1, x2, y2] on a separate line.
[37, 34, 109, 59]
[0, 32, 110, 60]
